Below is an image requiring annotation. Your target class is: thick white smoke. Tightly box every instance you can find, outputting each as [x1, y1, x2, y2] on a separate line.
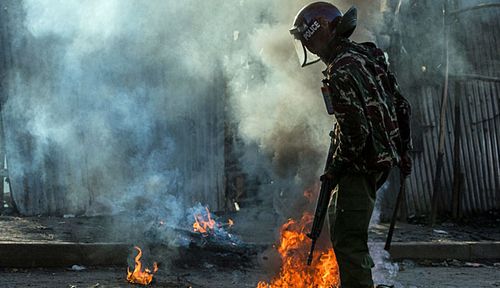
[5, 0, 382, 218]
[227, 0, 383, 219]
[3, 0, 393, 280]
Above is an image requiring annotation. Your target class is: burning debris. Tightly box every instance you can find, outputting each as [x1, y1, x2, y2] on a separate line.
[132, 203, 252, 274]
[127, 246, 159, 285]
[258, 213, 340, 288]
[192, 207, 217, 235]
[192, 206, 234, 236]
[189, 204, 238, 244]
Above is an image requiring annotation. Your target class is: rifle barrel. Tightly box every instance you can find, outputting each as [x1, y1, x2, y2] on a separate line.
[307, 239, 316, 265]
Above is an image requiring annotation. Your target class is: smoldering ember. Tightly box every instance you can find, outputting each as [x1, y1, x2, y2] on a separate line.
[0, 1, 499, 288]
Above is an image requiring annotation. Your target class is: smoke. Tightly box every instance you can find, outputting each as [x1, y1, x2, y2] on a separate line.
[369, 180, 403, 287]
[228, 0, 384, 220]
[0, 2, 385, 264]
[3, 0, 495, 284]
[2, 0, 389, 279]
[6, 0, 233, 215]
[2, 0, 384, 218]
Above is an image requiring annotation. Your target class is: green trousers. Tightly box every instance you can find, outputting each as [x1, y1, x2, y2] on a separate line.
[328, 172, 379, 288]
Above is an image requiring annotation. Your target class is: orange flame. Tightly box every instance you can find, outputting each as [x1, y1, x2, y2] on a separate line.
[127, 246, 159, 285]
[257, 213, 340, 288]
[193, 207, 216, 234]
[192, 207, 234, 235]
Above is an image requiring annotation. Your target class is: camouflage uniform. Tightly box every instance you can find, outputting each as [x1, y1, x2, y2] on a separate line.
[324, 39, 412, 288]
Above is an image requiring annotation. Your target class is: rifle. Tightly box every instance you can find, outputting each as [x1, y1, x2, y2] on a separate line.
[306, 130, 339, 265]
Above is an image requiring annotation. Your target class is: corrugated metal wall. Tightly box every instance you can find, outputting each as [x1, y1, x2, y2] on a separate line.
[387, 1, 500, 219]
[405, 79, 500, 216]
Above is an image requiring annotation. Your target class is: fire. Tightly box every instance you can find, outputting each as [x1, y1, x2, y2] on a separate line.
[193, 206, 217, 234]
[257, 213, 340, 288]
[127, 246, 159, 285]
[192, 206, 234, 235]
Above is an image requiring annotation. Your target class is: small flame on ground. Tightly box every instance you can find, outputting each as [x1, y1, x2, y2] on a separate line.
[127, 246, 159, 285]
[257, 213, 340, 288]
[193, 207, 216, 234]
[192, 206, 235, 235]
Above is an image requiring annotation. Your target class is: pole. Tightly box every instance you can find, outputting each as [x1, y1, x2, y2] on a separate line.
[384, 173, 406, 251]
[430, 1, 450, 226]
[451, 82, 462, 219]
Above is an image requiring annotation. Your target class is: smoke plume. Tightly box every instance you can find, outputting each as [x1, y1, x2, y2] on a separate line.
[1, 0, 393, 280]
[3, 0, 383, 220]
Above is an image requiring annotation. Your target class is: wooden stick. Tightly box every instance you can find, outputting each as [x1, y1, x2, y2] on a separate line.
[0, 102, 6, 215]
[430, 3, 450, 226]
[451, 83, 462, 219]
[384, 173, 406, 251]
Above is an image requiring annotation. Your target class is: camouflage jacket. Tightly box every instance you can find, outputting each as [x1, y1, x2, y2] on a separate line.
[323, 40, 412, 175]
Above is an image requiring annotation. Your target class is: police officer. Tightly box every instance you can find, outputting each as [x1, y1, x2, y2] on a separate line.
[290, 2, 412, 288]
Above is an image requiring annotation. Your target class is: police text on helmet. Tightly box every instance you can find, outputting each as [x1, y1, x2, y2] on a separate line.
[303, 21, 320, 41]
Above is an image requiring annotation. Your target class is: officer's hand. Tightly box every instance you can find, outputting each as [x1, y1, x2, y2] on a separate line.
[320, 172, 334, 182]
[400, 152, 412, 176]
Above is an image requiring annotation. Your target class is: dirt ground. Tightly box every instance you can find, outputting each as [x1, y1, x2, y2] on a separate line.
[396, 265, 500, 288]
[1, 213, 498, 244]
[0, 211, 277, 244]
[1, 262, 499, 288]
[369, 212, 500, 243]
[1, 214, 500, 287]
[0, 266, 266, 288]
